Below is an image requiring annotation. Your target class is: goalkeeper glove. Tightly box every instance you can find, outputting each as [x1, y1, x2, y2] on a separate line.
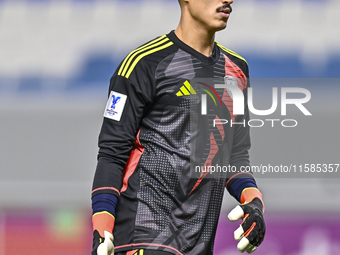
[92, 210, 115, 255]
[228, 197, 265, 253]
[92, 230, 114, 255]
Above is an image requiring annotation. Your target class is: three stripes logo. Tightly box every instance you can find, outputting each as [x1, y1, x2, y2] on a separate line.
[118, 35, 174, 79]
[176, 80, 197, 96]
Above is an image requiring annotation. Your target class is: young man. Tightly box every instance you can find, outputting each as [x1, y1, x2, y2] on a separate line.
[91, 0, 265, 254]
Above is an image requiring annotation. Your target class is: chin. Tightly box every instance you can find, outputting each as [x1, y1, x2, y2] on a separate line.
[205, 19, 228, 33]
[214, 22, 228, 32]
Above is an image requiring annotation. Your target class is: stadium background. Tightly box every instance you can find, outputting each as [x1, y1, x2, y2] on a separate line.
[0, 0, 339, 254]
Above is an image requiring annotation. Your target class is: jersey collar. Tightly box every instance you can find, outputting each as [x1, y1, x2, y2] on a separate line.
[167, 30, 220, 66]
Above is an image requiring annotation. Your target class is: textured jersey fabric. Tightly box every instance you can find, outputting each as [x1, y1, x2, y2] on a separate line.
[92, 31, 256, 255]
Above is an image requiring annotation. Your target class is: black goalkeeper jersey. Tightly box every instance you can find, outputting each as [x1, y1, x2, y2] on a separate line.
[92, 31, 254, 255]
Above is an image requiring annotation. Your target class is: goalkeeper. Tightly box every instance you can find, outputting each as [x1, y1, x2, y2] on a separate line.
[91, 0, 266, 254]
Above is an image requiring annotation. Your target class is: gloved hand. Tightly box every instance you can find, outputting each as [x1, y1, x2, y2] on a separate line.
[228, 198, 265, 253]
[92, 230, 114, 255]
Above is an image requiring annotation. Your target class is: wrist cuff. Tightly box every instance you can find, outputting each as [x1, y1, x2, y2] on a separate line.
[240, 187, 265, 213]
[92, 211, 115, 237]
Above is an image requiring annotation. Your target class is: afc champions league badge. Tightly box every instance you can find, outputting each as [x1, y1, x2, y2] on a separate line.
[103, 91, 127, 121]
[111, 94, 121, 109]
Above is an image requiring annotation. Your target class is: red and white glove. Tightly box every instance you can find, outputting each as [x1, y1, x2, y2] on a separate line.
[228, 197, 266, 253]
[92, 212, 115, 255]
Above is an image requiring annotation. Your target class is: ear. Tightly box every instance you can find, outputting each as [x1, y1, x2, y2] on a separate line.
[178, 0, 190, 9]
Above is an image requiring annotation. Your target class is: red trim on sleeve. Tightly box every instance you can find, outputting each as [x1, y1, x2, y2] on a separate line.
[121, 130, 145, 193]
[92, 187, 121, 196]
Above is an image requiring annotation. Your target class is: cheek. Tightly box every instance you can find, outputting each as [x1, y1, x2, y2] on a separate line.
[191, 4, 214, 23]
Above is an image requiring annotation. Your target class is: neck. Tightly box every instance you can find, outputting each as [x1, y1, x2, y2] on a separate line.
[175, 19, 216, 57]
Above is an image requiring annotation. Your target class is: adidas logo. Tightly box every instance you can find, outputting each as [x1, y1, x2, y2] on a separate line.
[176, 81, 197, 96]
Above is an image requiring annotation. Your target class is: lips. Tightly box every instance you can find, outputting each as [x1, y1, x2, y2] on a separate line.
[219, 8, 231, 15]
[216, 4, 232, 19]
[218, 8, 231, 18]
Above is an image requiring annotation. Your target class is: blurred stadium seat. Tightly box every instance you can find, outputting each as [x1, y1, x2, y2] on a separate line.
[0, 0, 339, 95]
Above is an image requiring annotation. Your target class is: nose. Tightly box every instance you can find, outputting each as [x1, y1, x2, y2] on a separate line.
[223, 0, 233, 4]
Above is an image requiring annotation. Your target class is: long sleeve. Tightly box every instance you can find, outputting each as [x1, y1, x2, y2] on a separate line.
[92, 73, 153, 198]
[226, 66, 257, 202]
